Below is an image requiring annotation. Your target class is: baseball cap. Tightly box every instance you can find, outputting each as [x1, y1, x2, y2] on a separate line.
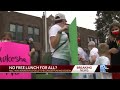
[54, 13, 67, 21]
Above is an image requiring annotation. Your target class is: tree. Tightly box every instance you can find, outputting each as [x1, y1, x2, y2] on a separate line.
[95, 11, 120, 43]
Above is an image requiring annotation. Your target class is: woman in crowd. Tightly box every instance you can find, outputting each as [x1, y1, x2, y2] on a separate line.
[49, 13, 71, 79]
[108, 22, 120, 79]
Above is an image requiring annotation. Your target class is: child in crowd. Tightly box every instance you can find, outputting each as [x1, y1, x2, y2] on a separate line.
[95, 43, 112, 79]
[0, 32, 12, 42]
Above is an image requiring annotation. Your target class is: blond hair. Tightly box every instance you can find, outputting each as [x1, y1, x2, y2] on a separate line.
[98, 43, 109, 55]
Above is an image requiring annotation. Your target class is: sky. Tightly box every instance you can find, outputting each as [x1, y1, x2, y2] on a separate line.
[16, 11, 97, 30]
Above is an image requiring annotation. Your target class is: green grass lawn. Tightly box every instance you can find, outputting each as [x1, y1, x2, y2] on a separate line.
[36, 73, 53, 79]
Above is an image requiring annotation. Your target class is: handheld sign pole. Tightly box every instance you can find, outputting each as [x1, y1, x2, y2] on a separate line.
[69, 18, 79, 78]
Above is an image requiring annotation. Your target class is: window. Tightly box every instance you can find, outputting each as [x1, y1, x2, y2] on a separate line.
[10, 24, 16, 40]
[92, 38, 95, 41]
[28, 27, 34, 39]
[95, 39, 97, 44]
[34, 28, 40, 42]
[17, 25, 23, 41]
[90, 37, 93, 41]
[98, 39, 100, 44]
[88, 37, 90, 42]
[10, 24, 23, 41]
[88, 37, 93, 42]
[27, 27, 40, 42]
[95, 38, 98, 47]
[10, 24, 15, 32]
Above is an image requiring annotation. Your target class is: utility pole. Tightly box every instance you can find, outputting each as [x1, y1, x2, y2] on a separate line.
[44, 11, 48, 53]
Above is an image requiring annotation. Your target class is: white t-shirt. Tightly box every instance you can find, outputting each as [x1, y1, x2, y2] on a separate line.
[78, 47, 85, 60]
[49, 24, 70, 61]
[89, 47, 99, 64]
[78, 47, 90, 79]
[95, 56, 112, 79]
[78, 47, 89, 64]
[88, 47, 99, 79]
[95, 56, 110, 65]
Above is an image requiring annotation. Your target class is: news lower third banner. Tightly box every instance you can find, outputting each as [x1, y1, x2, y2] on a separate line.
[0, 65, 119, 73]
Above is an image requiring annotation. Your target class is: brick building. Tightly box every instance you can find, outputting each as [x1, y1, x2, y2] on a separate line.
[78, 27, 98, 49]
[0, 11, 98, 63]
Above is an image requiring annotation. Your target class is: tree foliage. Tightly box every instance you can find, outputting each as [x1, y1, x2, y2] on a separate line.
[95, 11, 120, 43]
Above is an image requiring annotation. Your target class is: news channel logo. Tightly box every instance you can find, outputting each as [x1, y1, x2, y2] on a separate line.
[100, 65, 109, 73]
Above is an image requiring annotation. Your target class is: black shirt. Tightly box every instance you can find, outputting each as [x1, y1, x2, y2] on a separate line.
[27, 42, 35, 51]
[108, 40, 120, 65]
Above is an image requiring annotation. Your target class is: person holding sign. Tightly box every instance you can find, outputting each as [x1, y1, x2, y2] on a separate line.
[0, 32, 12, 42]
[26, 37, 36, 79]
[0, 32, 31, 79]
[49, 13, 71, 79]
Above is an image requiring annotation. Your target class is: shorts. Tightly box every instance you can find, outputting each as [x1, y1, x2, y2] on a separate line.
[52, 57, 71, 77]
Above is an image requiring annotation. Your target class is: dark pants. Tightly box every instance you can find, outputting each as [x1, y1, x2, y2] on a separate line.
[93, 73, 96, 79]
[31, 52, 38, 79]
[52, 57, 71, 77]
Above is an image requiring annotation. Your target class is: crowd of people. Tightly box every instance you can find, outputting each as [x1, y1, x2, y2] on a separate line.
[49, 13, 120, 79]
